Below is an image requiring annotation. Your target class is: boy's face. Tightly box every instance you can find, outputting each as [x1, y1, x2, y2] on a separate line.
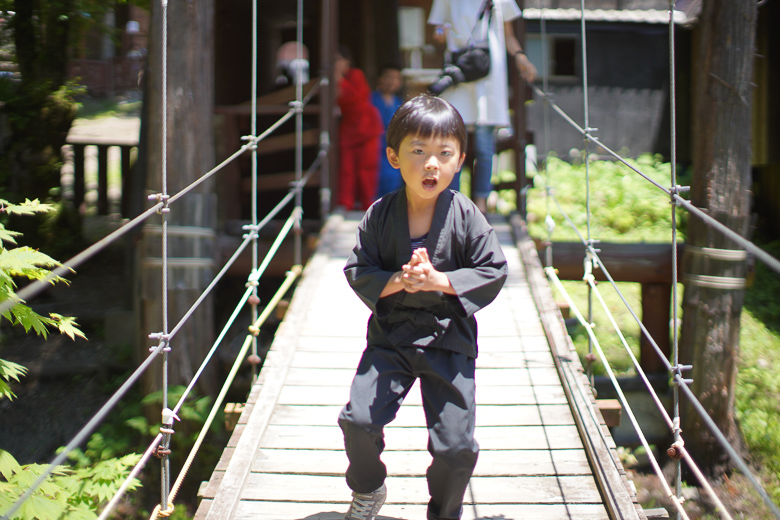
[377, 69, 402, 95]
[387, 133, 465, 204]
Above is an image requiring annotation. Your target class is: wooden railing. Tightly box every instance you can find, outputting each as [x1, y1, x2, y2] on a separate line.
[63, 136, 139, 216]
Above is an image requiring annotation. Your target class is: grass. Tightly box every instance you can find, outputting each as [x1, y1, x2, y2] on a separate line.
[75, 95, 142, 119]
[525, 153, 780, 514]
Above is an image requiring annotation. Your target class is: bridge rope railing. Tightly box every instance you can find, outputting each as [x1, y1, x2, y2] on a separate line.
[530, 1, 780, 518]
[0, 0, 326, 516]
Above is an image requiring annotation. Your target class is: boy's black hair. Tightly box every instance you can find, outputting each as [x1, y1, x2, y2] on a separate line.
[378, 63, 402, 75]
[386, 94, 467, 154]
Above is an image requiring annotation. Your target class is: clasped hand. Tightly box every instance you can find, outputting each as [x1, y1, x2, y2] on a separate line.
[401, 248, 442, 293]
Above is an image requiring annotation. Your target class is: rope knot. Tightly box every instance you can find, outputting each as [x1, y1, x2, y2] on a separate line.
[248, 325, 261, 336]
[157, 502, 175, 517]
[667, 440, 685, 460]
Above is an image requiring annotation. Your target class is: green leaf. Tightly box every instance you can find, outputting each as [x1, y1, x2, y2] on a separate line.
[0, 450, 22, 481]
[0, 226, 21, 246]
[0, 247, 63, 277]
[49, 314, 86, 340]
[0, 199, 55, 217]
[0, 360, 28, 400]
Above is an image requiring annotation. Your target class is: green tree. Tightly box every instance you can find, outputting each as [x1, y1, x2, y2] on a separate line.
[0, 199, 141, 520]
[0, 1, 126, 240]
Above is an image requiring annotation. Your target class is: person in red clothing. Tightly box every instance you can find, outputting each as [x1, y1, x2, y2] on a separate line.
[335, 45, 383, 211]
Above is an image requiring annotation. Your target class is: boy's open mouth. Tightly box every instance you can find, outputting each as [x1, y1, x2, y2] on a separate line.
[423, 177, 438, 187]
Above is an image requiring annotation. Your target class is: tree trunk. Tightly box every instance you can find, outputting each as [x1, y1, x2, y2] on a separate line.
[679, 0, 757, 475]
[139, 0, 217, 398]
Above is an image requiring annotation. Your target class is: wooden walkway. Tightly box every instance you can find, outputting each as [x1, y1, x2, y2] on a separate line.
[195, 212, 646, 520]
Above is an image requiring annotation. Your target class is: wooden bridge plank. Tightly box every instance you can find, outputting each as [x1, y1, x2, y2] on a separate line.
[256, 424, 587, 451]
[275, 384, 568, 406]
[268, 404, 546, 427]
[249, 448, 592, 477]
[238, 474, 602, 504]
[231, 502, 611, 520]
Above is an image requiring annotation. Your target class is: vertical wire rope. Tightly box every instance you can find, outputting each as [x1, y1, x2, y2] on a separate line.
[667, 1, 683, 518]
[294, 0, 304, 266]
[541, 2, 554, 268]
[250, 0, 259, 382]
[159, 0, 171, 511]
[579, 0, 594, 386]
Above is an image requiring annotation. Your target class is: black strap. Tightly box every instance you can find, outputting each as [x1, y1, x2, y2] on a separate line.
[477, 0, 494, 24]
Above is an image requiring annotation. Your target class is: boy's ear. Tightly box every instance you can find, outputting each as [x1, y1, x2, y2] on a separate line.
[387, 147, 400, 169]
[457, 152, 466, 171]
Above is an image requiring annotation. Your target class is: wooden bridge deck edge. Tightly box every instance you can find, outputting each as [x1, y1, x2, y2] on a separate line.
[508, 213, 648, 520]
[194, 215, 349, 520]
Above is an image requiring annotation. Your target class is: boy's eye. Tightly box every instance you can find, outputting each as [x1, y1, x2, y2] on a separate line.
[441, 151, 453, 157]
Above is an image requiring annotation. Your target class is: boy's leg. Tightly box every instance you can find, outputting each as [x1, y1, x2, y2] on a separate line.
[338, 346, 416, 494]
[418, 349, 478, 520]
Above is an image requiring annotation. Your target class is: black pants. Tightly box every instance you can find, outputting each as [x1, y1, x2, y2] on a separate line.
[338, 345, 478, 520]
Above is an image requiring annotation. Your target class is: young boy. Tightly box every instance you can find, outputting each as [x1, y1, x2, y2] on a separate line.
[371, 64, 404, 198]
[339, 95, 508, 520]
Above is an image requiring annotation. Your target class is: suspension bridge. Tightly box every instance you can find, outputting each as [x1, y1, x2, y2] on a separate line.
[3, 1, 780, 520]
[192, 212, 644, 520]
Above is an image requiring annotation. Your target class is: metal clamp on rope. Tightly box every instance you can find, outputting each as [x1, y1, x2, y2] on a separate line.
[148, 333, 171, 353]
[147, 193, 171, 214]
[671, 364, 693, 385]
[246, 268, 261, 288]
[670, 185, 690, 207]
[241, 134, 258, 151]
[583, 126, 598, 141]
[242, 223, 260, 240]
[289, 100, 304, 112]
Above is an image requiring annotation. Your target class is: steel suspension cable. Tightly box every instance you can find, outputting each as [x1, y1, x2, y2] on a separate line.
[99, 205, 304, 518]
[157, 0, 173, 509]
[0, 202, 163, 316]
[548, 185, 780, 517]
[249, 0, 259, 383]
[0, 343, 167, 520]
[582, 275, 734, 519]
[294, 0, 304, 267]
[148, 265, 302, 519]
[666, 2, 685, 516]
[546, 268, 692, 520]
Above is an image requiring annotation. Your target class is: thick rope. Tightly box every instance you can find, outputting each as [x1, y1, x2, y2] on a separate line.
[583, 275, 733, 519]
[0, 343, 167, 520]
[546, 268, 692, 520]
[148, 266, 302, 520]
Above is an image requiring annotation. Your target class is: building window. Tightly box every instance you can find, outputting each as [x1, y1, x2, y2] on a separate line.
[525, 34, 578, 81]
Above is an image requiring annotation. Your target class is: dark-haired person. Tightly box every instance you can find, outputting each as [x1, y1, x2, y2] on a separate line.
[371, 64, 405, 199]
[339, 94, 508, 520]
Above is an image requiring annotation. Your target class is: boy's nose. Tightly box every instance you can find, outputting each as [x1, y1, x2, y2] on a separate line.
[425, 156, 439, 170]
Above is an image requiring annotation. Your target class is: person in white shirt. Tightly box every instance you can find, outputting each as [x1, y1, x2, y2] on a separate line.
[429, 0, 536, 213]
